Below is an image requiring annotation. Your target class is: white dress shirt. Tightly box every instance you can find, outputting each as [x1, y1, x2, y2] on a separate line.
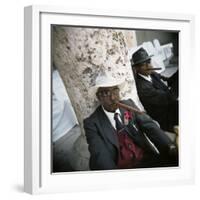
[102, 106, 122, 130]
[138, 73, 152, 82]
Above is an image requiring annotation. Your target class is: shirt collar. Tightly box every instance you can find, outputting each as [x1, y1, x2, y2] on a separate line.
[102, 106, 120, 116]
[138, 73, 152, 82]
[102, 106, 121, 129]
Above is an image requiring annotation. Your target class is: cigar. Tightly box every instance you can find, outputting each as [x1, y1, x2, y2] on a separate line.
[116, 102, 144, 114]
[146, 67, 162, 71]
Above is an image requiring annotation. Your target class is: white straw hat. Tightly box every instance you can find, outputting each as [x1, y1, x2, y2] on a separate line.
[89, 74, 126, 98]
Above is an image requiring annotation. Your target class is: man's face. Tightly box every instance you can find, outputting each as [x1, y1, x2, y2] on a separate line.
[96, 86, 120, 112]
[135, 60, 153, 76]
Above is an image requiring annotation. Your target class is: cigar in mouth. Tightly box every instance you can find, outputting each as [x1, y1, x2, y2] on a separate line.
[116, 102, 144, 114]
[146, 67, 162, 71]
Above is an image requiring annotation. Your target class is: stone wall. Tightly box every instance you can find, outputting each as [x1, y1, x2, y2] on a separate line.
[53, 26, 141, 131]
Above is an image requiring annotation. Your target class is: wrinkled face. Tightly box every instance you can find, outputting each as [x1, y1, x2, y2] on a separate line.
[96, 86, 120, 112]
[135, 59, 153, 76]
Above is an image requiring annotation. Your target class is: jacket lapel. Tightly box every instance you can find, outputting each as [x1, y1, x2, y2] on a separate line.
[119, 102, 149, 149]
[151, 74, 168, 90]
[97, 107, 119, 149]
[137, 73, 167, 91]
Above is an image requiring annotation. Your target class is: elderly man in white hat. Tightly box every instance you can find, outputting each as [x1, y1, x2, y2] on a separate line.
[84, 74, 178, 170]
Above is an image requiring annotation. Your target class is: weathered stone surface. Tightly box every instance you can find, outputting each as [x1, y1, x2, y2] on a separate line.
[53, 26, 141, 128]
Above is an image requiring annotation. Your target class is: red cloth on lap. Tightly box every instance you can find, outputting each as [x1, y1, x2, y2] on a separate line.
[117, 130, 144, 169]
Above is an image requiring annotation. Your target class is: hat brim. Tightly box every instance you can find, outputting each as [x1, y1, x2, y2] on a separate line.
[89, 78, 126, 99]
[131, 55, 153, 67]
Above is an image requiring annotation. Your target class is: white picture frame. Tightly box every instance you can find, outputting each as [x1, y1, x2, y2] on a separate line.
[24, 5, 195, 194]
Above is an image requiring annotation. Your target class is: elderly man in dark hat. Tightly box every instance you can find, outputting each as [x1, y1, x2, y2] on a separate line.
[131, 47, 178, 132]
[83, 74, 178, 170]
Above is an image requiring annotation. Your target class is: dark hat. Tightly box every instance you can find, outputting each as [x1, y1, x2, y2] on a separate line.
[131, 47, 153, 67]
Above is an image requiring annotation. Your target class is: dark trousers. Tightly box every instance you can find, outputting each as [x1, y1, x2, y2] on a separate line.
[134, 151, 178, 169]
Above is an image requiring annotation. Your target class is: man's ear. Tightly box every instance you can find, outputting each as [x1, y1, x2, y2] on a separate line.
[135, 65, 141, 72]
[96, 92, 100, 100]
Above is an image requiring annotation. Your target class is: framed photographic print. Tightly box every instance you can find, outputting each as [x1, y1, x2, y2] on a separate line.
[24, 5, 195, 194]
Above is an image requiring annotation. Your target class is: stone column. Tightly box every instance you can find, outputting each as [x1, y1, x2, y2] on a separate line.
[53, 26, 139, 170]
